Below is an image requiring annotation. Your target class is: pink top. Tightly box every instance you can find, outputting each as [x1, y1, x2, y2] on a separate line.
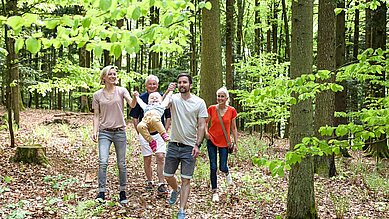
[92, 86, 130, 130]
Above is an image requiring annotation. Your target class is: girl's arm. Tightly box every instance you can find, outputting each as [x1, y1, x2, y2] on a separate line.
[161, 90, 173, 108]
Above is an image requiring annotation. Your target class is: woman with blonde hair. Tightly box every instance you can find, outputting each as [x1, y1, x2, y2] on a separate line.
[92, 65, 136, 204]
[205, 87, 238, 202]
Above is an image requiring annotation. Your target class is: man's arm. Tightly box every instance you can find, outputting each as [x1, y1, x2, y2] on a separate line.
[132, 118, 139, 134]
[161, 90, 173, 108]
[192, 117, 206, 158]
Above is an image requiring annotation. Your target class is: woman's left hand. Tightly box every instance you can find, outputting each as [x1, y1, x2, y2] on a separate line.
[233, 143, 238, 155]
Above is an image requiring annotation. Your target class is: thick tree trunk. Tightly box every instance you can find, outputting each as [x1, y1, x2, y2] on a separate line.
[287, 0, 318, 217]
[200, 0, 223, 106]
[11, 145, 49, 165]
[315, 0, 337, 177]
[366, 1, 388, 158]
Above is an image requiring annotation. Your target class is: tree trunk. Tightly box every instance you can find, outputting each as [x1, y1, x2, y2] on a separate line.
[281, 0, 290, 60]
[272, 2, 278, 54]
[315, 0, 337, 177]
[79, 46, 89, 112]
[236, 0, 244, 58]
[226, 0, 234, 90]
[287, 0, 318, 217]
[366, 1, 388, 158]
[254, 0, 261, 55]
[200, 0, 223, 106]
[353, 1, 360, 60]
[11, 144, 49, 165]
[149, 7, 160, 70]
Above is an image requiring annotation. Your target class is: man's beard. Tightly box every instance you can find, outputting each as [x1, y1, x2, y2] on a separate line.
[179, 87, 189, 93]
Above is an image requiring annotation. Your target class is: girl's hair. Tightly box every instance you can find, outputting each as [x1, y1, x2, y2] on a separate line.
[216, 87, 230, 106]
[145, 75, 159, 85]
[100, 65, 118, 85]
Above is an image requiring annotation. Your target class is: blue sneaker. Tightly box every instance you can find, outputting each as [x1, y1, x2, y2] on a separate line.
[168, 186, 180, 205]
[177, 209, 186, 219]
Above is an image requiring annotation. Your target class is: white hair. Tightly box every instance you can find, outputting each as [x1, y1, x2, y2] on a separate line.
[145, 75, 159, 85]
[216, 87, 230, 106]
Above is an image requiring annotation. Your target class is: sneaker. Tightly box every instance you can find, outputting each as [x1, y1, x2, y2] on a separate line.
[161, 133, 170, 142]
[95, 192, 105, 202]
[212, 193, 219, 202]
[119, 191, 128, 204]
[169, 186, 180, 205]
[145, 181, 154, 191]
[226, 173, 233, 185]
[157, 183, 168, 196]
[177, 209, 186, 219]
[149, 140, 157, 152]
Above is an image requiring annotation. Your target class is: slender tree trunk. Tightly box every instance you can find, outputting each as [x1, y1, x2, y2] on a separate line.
[79, 46, 89, 112]
[282, 0, 290, 60]
[200, 0, 223, 106]
[236, 0, 244, 57]
[272, 2, 278, 54]
[226, 0, 234, 90]
[149, 7, 160, 70]
[254, 0, 261, 55]
[353, 1, 360, 60]
[287, 0, 317, 217]
[4, 0, 18, 147]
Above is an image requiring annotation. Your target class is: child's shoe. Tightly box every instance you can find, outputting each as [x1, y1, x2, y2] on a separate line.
[161, 133, 170, 142]
[149, 140, 157, 152]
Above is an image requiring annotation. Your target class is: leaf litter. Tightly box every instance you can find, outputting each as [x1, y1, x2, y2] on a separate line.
[0, 108, 387, 218]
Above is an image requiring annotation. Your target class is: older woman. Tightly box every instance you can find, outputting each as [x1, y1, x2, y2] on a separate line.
[92, 65, 136, 204]
[205, 87, 238, 202]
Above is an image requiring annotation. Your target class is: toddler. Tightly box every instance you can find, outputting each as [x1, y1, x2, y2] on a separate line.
[134, 91, 172, 152]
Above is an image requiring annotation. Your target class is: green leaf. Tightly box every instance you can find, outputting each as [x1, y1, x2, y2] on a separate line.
[99, 0, 112, 11]
[41, 38, 52, 49]
[23, 13, 38, 27]
[205, 2, 212, 10]
[330, 83, 343, 92]
[164, 14, 173, 27]
[94, 45, 103, 58]
[111, 44, 122, 59]
[25, 37, 41, 54]
[15, 38, 24, 54]
[46, 19, 59, 29]
[82, 17, 91, 28]
[334, 8, 343, 15]
[132, 6, 141, 20]
[7, 16, 24, 30]
[335, 125, 348, 137]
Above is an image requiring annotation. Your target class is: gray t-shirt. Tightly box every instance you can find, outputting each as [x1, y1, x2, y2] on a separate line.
[170, 93, 208, 147]
[92, 86, 130, 130]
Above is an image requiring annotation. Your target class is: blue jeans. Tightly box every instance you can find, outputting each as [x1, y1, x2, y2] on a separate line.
[207, 140, 229, 190]
[98, 130, 127, 192]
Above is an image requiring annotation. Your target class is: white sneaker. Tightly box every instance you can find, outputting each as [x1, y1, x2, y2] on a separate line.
[226, 173, 233, 185]
[212, 193, 219, 202]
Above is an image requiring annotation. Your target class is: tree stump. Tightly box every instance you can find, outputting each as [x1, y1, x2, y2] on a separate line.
[11, 144, 49, 165]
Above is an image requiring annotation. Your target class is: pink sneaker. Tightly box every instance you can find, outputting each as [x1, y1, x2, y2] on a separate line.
[161, 133, 170, 142]
[149, 140, 157, 152]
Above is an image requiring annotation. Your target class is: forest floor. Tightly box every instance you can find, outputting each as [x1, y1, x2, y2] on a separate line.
[0, 108, 388, 219]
